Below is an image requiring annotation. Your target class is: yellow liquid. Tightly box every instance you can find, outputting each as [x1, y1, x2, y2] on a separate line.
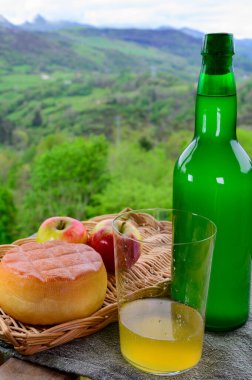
[119, 298, 204, 374]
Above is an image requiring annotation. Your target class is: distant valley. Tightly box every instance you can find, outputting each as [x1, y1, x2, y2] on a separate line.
[0, 16, 252, 242]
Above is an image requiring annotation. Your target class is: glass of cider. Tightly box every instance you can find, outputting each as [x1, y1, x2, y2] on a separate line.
[113, 209, 216, 376]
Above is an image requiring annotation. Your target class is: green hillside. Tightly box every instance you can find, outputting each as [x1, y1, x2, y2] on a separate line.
[0, 24, 252, 242]
[1, 26, 252, 77]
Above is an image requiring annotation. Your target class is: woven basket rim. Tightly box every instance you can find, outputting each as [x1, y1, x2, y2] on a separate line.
[0, 210, 171, 355]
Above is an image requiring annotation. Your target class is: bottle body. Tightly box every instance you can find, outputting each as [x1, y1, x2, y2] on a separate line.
[173, 132, 252, 330]
[173, 34, 252, 331]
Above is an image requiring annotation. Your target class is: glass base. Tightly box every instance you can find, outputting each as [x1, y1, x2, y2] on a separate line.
[122, 353, 199, 376]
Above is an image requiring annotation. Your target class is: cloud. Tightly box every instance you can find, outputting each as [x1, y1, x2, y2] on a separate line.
[0, 0, 251, 38]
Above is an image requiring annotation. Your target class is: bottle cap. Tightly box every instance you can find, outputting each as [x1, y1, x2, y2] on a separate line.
[201, 33, 234, 56]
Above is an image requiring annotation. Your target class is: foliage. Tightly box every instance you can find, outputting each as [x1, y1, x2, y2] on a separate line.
[166, 130, 193, 160]
[88, 142, 173, 216]
[17, 136, 109, 236]
[0, 187, 16, 243]
[237, 128, 252, 158]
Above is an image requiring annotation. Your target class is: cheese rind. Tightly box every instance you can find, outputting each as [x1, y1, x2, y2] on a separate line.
[0, 241, 107, 325]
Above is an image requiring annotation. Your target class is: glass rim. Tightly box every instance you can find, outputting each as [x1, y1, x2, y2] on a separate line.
[112, 208, 217, 246]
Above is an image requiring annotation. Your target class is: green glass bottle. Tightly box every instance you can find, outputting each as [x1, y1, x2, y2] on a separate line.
[173, 33, 252, 331]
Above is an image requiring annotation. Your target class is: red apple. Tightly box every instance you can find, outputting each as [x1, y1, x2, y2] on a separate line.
[36, 216, 88, 244]
[89, 219, 115, 272]
[89, 218, 142, 272]
[115, 220, 142, 270]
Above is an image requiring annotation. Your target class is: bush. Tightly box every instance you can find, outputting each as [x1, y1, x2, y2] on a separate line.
[0, 187, 16, 243]
[17, 135, 109, 236]
[89, 142, 173, 216]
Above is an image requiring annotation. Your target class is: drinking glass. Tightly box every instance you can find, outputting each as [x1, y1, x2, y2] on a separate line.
[112, 209, 216, 376]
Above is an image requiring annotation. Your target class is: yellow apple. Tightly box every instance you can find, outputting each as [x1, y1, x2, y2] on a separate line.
[36, 216, 88, 244]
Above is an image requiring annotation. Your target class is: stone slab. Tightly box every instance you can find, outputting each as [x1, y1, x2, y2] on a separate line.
[0, 293, 251, 380]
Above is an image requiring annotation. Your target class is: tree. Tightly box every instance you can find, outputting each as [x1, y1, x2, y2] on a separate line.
[166, 130, 193, 160]
[32, 109, 43, 127]
[18, 136, 109, 236]
[0, 118, 15, 145]
[89, 141, 173, 216]
[0, 187, 16, 243]
[138, 136, 153, 151]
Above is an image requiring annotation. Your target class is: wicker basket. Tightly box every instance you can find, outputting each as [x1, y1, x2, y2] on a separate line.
[0, 210, 172, 355]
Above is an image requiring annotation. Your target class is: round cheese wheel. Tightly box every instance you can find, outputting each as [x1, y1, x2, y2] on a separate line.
[0, 240, 107, 325]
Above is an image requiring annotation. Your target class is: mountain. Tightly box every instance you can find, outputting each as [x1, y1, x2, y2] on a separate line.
[0, 24, 202, 79]
[87, 27, 201, 56]
[0, 15, 251, 78]
[20, 14, 85, 32]
[0, 15, 14, 29]
[180, 27, 204, 39]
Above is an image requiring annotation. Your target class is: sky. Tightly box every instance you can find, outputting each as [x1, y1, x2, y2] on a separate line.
[0, 0, 252, 39]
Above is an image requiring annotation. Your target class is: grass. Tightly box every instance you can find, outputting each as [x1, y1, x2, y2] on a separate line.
[0, 74, 42, 90]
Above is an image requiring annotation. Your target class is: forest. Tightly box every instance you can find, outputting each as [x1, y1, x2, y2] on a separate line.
[0, 22, 252, 242]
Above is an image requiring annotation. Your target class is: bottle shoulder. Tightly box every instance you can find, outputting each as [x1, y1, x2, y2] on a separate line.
[175, 139, 198, 168]
[230, 140, 252, 172]
[174, 138, 252, 176]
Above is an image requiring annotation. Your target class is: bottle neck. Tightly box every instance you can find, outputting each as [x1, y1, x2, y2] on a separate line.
[195, 55, 237, 141]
